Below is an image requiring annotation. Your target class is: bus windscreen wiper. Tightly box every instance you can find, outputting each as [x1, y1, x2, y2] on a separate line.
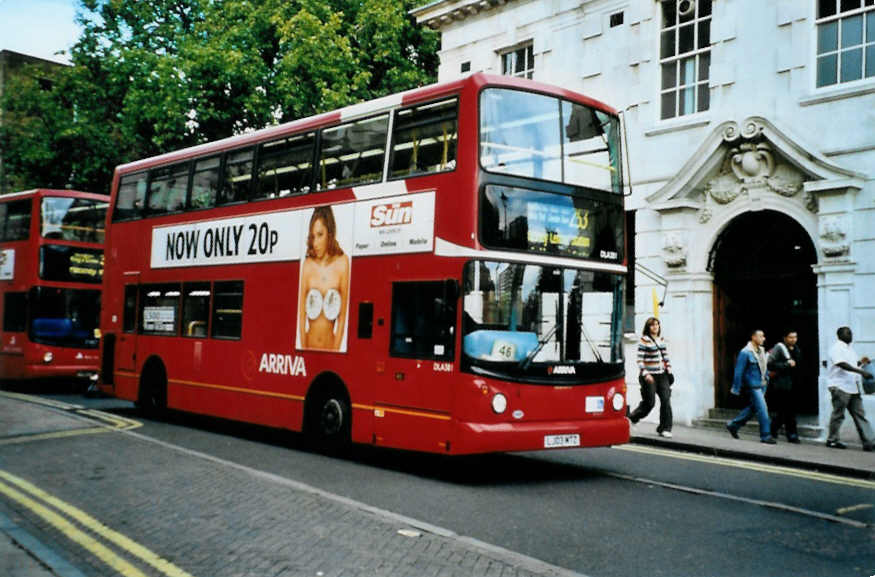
[518, 323, 559, 371]
[580, 320, 603, 364]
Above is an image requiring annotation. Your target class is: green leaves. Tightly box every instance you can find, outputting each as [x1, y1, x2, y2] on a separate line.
[0, 0, 438, 195]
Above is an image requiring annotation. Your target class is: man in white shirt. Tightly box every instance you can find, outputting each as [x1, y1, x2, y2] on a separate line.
[826, 326, 874, 451]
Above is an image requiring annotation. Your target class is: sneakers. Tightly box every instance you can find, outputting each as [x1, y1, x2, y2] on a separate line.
[726, 424, 740, 439]
[787, 437, 801, 444]
[658, 430, 673, 438]
[761, 437, 777, 445]
[825, 440, 847, 449]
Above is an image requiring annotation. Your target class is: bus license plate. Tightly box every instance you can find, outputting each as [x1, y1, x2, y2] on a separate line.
[585, 396, 605, 413]
[544, 434, 580, 448]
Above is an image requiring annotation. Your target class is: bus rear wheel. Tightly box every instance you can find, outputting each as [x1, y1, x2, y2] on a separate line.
[305, 384, 351, 451]
[137, 359, 167, 419]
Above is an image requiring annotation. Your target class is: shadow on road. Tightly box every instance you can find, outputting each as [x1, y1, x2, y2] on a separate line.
[105, 406, 606, 486]
[1, 378, 91, 395]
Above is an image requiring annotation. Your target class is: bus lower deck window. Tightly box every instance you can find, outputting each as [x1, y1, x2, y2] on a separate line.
[211, 281, 243, 339]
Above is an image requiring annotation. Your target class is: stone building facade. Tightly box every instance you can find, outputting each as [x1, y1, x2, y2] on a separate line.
[414, 0, 875, 438]
[0, 50, 65, 195]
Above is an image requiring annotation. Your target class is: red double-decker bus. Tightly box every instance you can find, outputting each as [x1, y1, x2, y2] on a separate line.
[99, 73, 629, 454]
[0, 189, 107, 385]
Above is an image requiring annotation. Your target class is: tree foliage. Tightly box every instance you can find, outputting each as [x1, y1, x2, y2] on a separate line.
[0, 0, 438, 195]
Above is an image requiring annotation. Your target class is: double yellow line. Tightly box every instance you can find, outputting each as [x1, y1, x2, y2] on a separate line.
[0, 470, 194, 577]
[0, 392, 141, 446]
[0, 394, 186, 575]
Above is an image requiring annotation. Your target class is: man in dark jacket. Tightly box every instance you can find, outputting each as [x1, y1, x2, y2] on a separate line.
[767, 330, 801, 443]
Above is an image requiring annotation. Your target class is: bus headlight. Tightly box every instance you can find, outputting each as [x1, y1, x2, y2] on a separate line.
[612, 393, 624, 411]
[43, 352, 54, 364]
[491, 393, 508, 414]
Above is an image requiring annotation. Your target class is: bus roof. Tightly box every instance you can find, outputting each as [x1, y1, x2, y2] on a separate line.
[114, 73, 618, 177]
[0, 189, 109, 202]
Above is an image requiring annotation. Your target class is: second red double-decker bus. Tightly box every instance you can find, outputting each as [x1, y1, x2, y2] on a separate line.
[99, 73, 629, 454]
[0, 189, 107, 385]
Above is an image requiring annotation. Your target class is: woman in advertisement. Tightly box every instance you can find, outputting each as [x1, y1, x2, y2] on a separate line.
[298, 206, 350, 351]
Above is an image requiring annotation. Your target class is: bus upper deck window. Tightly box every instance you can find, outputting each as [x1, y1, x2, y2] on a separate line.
[148, 162, 190, 215]
[191, 156, 221, 210]
[254, 133, 315, 200]
[113, 173, 147, 222]
[220, 149, 254, 205]
[389, 99, 458, 179]
[318, 114, 388, 190]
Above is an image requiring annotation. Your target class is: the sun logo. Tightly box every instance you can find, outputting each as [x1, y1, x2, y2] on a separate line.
[370, 201, 413, 227]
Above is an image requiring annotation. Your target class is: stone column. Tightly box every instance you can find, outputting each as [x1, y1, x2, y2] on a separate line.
[662, 271, 715, 425]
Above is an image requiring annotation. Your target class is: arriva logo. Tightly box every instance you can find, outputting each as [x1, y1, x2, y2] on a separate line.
[548, 366, 576, 375]
[370, 201, 413, 227]
[259, 353, 307, 377]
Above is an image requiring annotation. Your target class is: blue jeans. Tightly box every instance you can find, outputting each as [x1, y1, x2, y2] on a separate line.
[728, 387, 771, 441]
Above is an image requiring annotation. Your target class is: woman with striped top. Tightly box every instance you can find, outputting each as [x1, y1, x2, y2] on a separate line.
[629, 317, 674, 437]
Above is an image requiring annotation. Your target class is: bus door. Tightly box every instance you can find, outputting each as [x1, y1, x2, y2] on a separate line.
[0, 290, 27, 378]
[376, 280, 457, 451]
[116, 280, 140, 374]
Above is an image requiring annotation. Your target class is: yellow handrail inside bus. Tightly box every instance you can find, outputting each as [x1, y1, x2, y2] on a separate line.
[441, 126, 448, 169]
[186, 320, 207, 337]
[411, 129, 419, 170]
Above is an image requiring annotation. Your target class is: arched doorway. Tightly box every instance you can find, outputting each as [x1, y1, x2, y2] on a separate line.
[710, 210, 818, 414]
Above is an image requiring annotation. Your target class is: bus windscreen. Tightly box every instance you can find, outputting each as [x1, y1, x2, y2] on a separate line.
[479, 88, 622, 194]
[462, 261, 624, 382]
[41, 196, 107, 243]
[29, 287, 101, 348]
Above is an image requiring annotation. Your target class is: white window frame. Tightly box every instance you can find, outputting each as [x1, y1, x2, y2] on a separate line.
[500, 42, 535, 80]
[814, 0, 875, 89]
[658, 0, 712, 120]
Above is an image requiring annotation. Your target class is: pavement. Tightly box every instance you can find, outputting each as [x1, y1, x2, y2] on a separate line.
[1, 391, 873, 577]
[630, 422, 875, 480]
[1, 535, 55, 577]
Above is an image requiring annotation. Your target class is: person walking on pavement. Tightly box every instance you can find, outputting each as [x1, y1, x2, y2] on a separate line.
[825, 326, 874, 451]
[727, 329, 776, 444]
[629, 317, 674, 438]
[767, 329, 801, 443]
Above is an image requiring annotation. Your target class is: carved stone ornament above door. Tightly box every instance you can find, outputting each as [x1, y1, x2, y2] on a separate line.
[645, 116, 865, 271]
[647, 116, 863, 217]
[705, 120, 804, 207]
